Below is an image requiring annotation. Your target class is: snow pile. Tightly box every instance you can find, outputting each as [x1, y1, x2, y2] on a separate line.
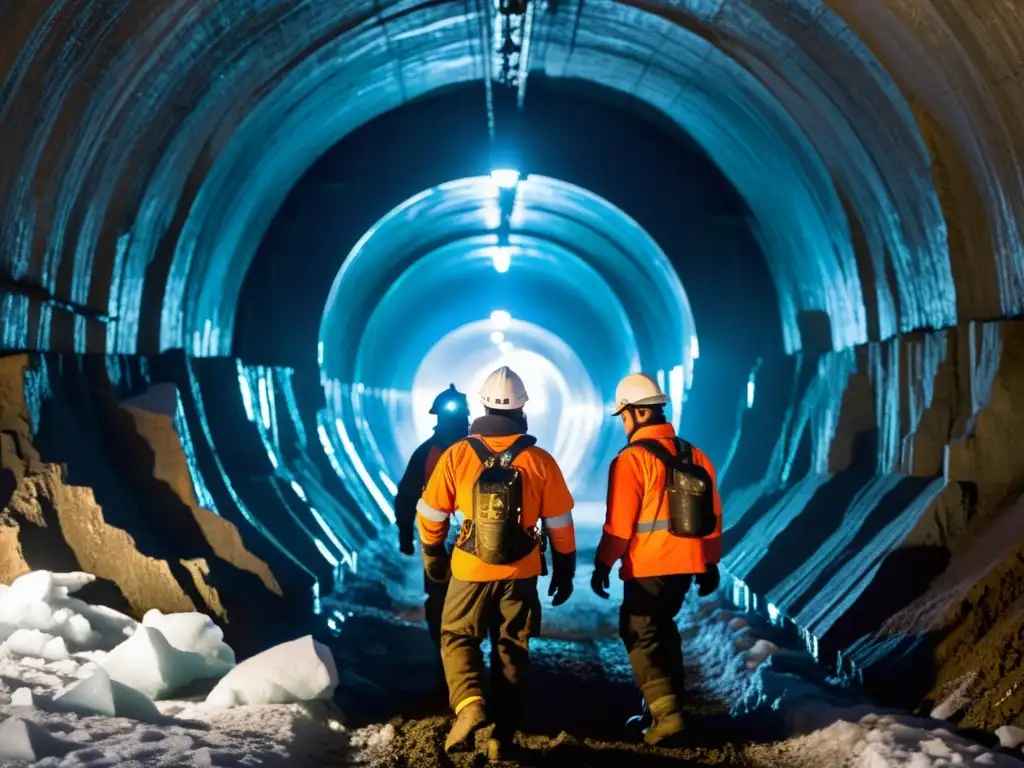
[99, 625, 232, 700]
[0, 572, 136, 655]
[142, 608, 235, 665]
[685, 601, 1024, 767]
[0, 571, 349, 765]
[206, 635, 339, 708]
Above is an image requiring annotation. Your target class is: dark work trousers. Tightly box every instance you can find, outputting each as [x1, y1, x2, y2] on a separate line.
[620, 574, 693, 706]
[424, 570, 449, 648]
[440, 576, 542, 723]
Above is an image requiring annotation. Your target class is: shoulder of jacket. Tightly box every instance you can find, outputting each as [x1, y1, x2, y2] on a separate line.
[614, 444, 651, 467]
[522, 443, 555, 465]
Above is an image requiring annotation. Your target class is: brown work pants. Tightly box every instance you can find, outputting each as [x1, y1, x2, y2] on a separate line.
[424, 569, 449, 648]
[440, 576, 541, 722]
[620, 574, 693, 706]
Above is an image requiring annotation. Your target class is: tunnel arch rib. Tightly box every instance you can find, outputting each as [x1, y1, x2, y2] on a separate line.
[1, 0, 1019, 356]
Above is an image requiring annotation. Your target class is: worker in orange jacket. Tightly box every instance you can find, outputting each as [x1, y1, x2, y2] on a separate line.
[591, 373, 722, 746]
[418, 366, 577, 754]
[394, 384, 470, 648]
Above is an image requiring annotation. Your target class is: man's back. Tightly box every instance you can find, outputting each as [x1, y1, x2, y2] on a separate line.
[421, 433, 574, 582]
[605, 423, 722, 579]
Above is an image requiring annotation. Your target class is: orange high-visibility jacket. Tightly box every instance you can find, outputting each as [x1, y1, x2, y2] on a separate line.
[418, 434, 576, 582]
[597, 423, 722, 579]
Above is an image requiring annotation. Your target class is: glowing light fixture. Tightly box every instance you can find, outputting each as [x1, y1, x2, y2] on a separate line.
[690, 335, 700, 360]
[490, 310, 512, 330]
[444, 400, 459, 412]
[492, 247, 511, 273]
[491, 168, 521, 189]
[490, 330, 505, 344]
[747, 376, 756, 408]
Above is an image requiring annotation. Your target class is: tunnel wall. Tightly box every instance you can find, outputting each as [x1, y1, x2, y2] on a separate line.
[722, 319, 1024, 730]
[0, 350, 362, 658]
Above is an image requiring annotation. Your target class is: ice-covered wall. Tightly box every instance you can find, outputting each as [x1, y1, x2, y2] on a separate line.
[0, 352, 363, 657]
[723, 320, 1024, 729]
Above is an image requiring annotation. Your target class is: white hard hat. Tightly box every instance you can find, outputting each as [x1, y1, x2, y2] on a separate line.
[480, 366, 529, 410]
[612, 373, 669, 415]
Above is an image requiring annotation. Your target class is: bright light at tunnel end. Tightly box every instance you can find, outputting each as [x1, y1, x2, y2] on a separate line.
[490, 168, 521, 190]
[492, 247, 511, 273]
[490, 309, 512, 330]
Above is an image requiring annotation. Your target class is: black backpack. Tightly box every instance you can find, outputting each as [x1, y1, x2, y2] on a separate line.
[455, 435, 541, 565]
[626, 438, 716, 538]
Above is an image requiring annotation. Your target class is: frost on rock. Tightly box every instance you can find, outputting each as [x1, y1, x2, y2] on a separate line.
[0, 571, 137, 652]
[0, 717, 76, 761]
[206, 635, 339, 708]
[100, 625, 233, 700]
[683, 600, 1024, 767]
[53, 665, 163, 722]
[143, 608, 236, 665]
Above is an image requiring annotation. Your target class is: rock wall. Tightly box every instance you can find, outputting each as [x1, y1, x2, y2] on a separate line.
[0, 351, 367, 658]
[722, 319, 1024, 730]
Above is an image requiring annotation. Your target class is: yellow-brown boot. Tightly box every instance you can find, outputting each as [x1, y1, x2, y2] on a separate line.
[445, 701, 489, 753]
[644, 695, 685, 746]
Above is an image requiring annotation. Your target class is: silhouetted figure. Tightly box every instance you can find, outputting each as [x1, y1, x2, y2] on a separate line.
[394, 384, 470, 647]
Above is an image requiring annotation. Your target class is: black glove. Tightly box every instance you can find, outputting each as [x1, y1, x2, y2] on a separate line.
[696, 563, 720, 597]
[548, 551, 576, 607]
[398, 531, 415, 557]
[591, 560, 611, 599]
[422, 542, 451, 584]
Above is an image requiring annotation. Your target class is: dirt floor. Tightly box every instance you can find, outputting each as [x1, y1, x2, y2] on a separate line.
[327, 527, 816, 767]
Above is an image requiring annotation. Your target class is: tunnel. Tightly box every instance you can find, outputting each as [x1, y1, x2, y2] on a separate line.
[2, 1, 1024, 765]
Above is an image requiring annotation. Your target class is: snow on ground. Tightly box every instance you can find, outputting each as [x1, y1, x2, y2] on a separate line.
[684, 600, 1024, 767]
[0, 571, 355, 767]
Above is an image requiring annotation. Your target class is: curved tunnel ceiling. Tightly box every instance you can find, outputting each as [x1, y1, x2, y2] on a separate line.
[320, 175, 696, 511]
[4, 1, 1023, 359]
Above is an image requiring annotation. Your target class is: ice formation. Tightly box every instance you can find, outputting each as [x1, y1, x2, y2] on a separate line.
[0, 571, 347, 765]
[685, 600, 1024, 767]
[206, 635, 339, 708]
[100, 625, 233, 700]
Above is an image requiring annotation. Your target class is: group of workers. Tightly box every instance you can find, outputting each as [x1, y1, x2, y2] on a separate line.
[393, 366, 722, 756]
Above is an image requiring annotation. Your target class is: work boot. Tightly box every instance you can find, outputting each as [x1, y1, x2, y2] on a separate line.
[445, 701, 489, 753]
[644, 695, 685, 746]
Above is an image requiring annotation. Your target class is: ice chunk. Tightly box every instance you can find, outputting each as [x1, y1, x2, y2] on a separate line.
[11, 687, 35, 707]
[206, 635, 339, 708]
[101, 625, 232, 700]
[6, 628, 70, 661]
[0, 570, 137, 652]
[143, 609, 236, 665]
[54, 665, 163, 722]
[996, 725, 1024, 750]
[0, 718, 77, 761]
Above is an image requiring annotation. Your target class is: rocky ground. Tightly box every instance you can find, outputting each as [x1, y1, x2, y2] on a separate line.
[328, 528, 1024, 768]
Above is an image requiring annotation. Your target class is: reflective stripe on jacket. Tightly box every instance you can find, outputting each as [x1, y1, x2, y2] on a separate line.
[418, 434, 576, 582]
[597, 423, 722, 579]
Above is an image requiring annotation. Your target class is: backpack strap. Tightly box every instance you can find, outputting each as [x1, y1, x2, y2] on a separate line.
[465, 437, 496, 465]
[625, 439, 675, 466]
[675, 438, 693, 465]
[466, 435, 537, 467]
[501, 435, 537, 466]
[626, 438, 693, 468]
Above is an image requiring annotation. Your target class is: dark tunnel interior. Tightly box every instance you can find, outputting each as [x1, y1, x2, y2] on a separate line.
[3, 0, 1024, 764]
